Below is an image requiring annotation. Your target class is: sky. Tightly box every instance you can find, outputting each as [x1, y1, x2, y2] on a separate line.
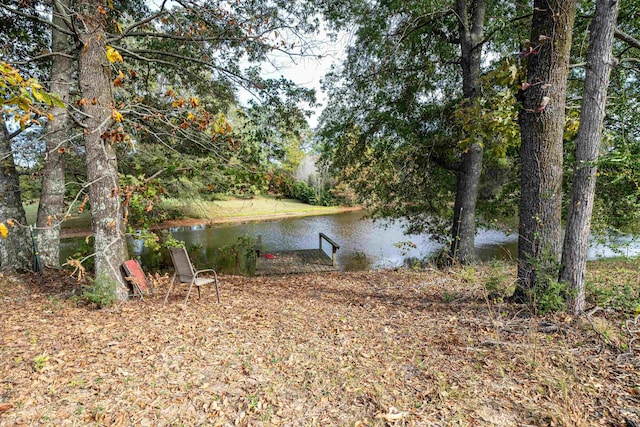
[144, 0, 350, 128]
[243, 32, 349, 129]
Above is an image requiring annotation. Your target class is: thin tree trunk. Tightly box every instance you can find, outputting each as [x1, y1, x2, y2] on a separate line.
[560, 0, 619, 315]
[77, 0, 129, 299]
[449, 0, 486, 264]
[514, 0, 577, 302]
[36, 0, 73, 268]
[0, 121, 33, 272]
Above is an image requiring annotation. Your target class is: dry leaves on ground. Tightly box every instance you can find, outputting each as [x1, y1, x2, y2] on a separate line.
[0, 266, 638, 426]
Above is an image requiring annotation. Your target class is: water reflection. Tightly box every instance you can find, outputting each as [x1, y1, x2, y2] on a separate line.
[60, 211, 638, 271]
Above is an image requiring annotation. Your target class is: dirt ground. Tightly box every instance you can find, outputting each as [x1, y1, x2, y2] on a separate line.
[0, 266, 639, 426]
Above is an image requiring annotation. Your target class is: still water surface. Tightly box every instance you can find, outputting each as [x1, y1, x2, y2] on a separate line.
[61, 211, 639, 270]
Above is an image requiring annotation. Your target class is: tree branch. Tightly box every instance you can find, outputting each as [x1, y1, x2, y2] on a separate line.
[109, 10, 169, 43]
[481, 13, 533, 47]
[8, 127, 24, 140]
[13, 51, 76, 66]
[470, 0, 486, 39]
[6, 118, 38, 140]
[124, 48, 258, 88]
[614, 28, 640, 50]
[0, 3, 75, 36]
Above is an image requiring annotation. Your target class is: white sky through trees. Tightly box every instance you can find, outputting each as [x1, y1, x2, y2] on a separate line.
[144, 0, 347, 128]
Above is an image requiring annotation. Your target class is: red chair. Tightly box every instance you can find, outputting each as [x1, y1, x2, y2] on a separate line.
[122, 260, 154, 300]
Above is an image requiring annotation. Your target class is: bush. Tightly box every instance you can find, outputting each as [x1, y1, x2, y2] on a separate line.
[532, 280, 568, 314]
[213, 235, 257, 275]
[130, 230, 184, 270]
[292, 181, 316, 204]
[82, 274, 118, 308]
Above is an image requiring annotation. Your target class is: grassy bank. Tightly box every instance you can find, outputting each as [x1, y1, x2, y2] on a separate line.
[22, 203, 91, 232]
[159, 196, 354, 221]
[22, 197, 356, 235]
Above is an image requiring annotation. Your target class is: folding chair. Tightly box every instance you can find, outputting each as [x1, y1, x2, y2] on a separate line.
[122, 260, 154, 300]
[163, 247, 220, 306]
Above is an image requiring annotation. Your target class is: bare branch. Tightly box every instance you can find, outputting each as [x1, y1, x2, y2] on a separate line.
[124, 48, 258, 88]
[614, 28, 640, 50]
[0, 3, 75, 36]
[481, 13, 533, 47]
[8, 128, 23, 140]
[13, 51, 76, 66]
[109, 10, 169, 43]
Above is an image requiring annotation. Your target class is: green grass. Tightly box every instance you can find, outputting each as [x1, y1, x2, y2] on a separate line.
[23, 196, 351, 232]
[159, 196, 348, 220]
[22, 202, 92, 231]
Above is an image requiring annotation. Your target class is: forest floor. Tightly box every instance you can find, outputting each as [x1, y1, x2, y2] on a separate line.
[1, 262, 639, 426]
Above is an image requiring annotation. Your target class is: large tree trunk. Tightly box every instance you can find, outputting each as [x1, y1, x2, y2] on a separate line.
[514, 0, 577, 302]
[449, 0, 486, 264]
[0, 121, 34, 272]
[560, 0, 619, 315]
[36, 0, 73, 268]
[77, 0, 129, 299]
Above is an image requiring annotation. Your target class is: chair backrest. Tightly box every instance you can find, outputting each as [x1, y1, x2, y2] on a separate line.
[169, 247, 196, 283]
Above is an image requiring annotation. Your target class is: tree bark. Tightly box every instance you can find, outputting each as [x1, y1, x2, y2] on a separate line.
[560, 0, 619, 315]
[36, 0, 73, 268]
[77, 0, 129, 299]
[449, 0, 486, 264]
[0, 121, 33, 272]
[514, 0, 577, 301]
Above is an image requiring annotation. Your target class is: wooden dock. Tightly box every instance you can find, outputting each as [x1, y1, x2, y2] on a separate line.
[255, 233, 341, 276]
[255, 249, 340, 275]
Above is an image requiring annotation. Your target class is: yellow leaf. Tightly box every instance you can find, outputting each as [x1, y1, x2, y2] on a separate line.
[508, 64, 518, 84]
[19, 113, 30, 130]
[111, 108, 124, 122]
[186, 112, 196, 120]
[189, 97, 198, 107]
[213, 115, 232, 134]
[106, 46, 124, 63]
[0, 223, 8, 239]
[28, 79, 42, 90]
[32, 88, 45, 103]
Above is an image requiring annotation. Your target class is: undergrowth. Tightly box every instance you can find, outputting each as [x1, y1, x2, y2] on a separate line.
[81, 273, 118, 308]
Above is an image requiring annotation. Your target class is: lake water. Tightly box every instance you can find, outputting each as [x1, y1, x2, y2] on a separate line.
[61, 211, 639, 270]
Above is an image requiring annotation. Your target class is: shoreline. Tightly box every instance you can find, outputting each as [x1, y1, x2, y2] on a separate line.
[60, 206, 363, 238]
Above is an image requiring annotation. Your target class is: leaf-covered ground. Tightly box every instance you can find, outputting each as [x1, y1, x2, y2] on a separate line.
[1, 264, 639, 426]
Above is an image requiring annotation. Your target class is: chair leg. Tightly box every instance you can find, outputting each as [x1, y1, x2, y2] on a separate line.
[214, 277, 220, 304]
[135, 283, 144, 301]
[197, 285, 201, 299]
[163, 273, 177, 306]
[184, 280, 195, 305]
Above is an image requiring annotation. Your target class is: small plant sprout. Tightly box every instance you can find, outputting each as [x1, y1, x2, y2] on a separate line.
[33, 353, 50, 372]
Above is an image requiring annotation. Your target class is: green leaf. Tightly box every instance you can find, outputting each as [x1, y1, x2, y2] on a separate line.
[50, 94, 65, 108]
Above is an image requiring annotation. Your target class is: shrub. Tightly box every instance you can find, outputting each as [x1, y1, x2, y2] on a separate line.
[82, 274, 118, 308]
[532, 280, 568, 314]
[293, 180, 317, 204]
[214, 235, 257, 275]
